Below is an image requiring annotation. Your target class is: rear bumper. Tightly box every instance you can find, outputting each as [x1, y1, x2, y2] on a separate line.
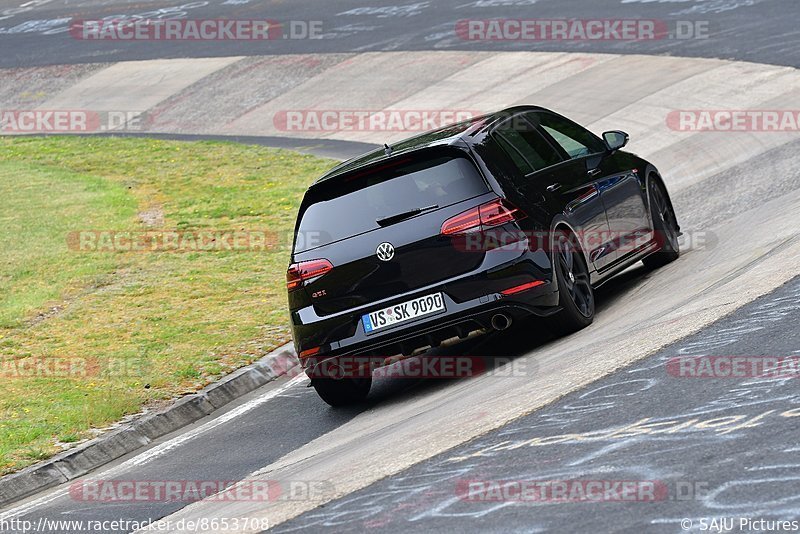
[290, 248, 558, 371]
[302, 293, 558, 377]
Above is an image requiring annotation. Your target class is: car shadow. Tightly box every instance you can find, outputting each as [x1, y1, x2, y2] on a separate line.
[361, 261, 660, 407]
[594, 262, 656, 314]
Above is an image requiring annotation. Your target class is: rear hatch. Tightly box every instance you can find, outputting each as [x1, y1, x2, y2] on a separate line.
[290, 148, 496, 315]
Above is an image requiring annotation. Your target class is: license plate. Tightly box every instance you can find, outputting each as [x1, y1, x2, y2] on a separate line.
[362, 293, 446, 334]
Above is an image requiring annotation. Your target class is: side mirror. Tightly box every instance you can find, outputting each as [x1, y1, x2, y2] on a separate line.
[603, 131, 629, 152]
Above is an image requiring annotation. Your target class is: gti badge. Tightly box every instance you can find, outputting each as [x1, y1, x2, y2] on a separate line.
[376, 242, 395, 262]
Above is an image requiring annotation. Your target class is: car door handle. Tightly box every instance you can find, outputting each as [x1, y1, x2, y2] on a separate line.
[587, 168, 602, 177]
[546, 183, 562, 193]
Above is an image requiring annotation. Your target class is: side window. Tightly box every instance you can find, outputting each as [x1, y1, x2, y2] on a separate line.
[492, 117, 562, 176]
[532, 112, 606, 159]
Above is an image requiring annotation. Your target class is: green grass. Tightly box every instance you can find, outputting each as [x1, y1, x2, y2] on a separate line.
[0, 136, 336, 474]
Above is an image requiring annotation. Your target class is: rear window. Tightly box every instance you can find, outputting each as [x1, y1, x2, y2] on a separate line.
[295, 153, 488, 253]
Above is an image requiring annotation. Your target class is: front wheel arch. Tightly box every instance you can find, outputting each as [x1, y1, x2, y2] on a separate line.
[643, 173, 681, 269]
[549, 220, 593, 281]
[644, 171, 680, 234]
[548, 225, 595, 333]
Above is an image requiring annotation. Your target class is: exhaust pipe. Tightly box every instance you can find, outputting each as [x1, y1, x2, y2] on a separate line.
[491, 314, 512, 331]
[320, 363, 345, 380]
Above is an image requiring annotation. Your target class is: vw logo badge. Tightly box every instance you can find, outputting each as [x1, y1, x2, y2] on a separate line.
[376, 242, 395, 262]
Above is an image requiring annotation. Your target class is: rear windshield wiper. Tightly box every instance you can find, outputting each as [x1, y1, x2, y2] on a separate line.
[376, 205, 439, 227]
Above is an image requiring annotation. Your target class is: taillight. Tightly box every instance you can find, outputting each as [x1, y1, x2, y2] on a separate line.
[440, 206, 481, 235]
[299, 346, 321, 359]
[441, 199, 524, 236]
[480, 199, 521, 227]
[501, 280, 545, 296]
[286, 259, 333, 291]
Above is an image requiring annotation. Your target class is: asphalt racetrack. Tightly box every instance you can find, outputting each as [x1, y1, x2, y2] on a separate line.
[0, 0, 798, 68]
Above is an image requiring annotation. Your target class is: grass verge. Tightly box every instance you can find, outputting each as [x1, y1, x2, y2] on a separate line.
[0, 136, 335, 474]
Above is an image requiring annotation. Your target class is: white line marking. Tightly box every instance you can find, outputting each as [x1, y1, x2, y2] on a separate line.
[0, 374, 308, 520]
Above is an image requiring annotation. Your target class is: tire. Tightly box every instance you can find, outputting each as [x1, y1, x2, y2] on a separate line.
[312, 376, 371, 407]
[643, 177, 680, 269]
[550, 231, 595, 334]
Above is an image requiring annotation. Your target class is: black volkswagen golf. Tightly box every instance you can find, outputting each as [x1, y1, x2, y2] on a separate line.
[288, 106, 680, 406]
